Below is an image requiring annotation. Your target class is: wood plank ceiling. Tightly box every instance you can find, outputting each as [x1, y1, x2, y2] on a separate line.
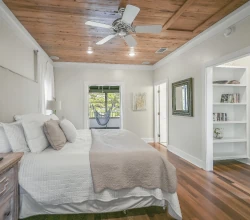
[3, 0, 248, 65]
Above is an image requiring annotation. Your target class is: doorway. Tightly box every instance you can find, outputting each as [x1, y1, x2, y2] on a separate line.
[154, 80, 168, 146]
[84, 82, 124, 130]
[203, 50, 250, 171]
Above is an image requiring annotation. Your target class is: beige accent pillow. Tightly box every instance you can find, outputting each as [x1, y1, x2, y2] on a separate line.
[43, 120, 66, 150]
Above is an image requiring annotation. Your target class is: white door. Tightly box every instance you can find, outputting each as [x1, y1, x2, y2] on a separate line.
[155, 81, 168, 146]
[159, 83, 167, 146]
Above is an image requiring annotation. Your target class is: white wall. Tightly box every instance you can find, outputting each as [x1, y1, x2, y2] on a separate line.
[0, 2, 53, 80]
[154, 16, 250, 165]
[55, 64, 154, 139]
[227, 55, 250, 69]
[0, 14, 35, 80]
[0, 2, 54, 122]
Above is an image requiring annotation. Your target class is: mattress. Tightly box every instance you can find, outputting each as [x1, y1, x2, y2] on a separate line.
[18, 129, 182, 219]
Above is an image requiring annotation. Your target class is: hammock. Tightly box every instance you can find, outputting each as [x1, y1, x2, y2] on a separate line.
[92, 104, 114, 126]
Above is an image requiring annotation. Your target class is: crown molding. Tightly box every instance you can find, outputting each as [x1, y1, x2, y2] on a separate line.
[153, 1, 250, 70]
[53, 62, 154, 71]
[0, 1, 53, 64]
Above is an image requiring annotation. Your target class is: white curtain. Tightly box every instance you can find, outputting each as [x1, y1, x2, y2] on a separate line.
[38, 54, 55, 115]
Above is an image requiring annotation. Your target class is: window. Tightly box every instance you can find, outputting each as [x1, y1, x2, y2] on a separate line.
[89, 86, 120, 118]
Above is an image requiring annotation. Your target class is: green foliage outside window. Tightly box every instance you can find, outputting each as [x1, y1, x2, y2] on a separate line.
[89, 93, 120, 118]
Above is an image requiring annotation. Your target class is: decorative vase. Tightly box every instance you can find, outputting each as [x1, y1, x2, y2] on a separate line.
[214, 128, 224, 139]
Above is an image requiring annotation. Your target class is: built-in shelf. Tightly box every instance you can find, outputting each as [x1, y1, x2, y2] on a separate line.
[216, 65, 247, 69]
[213, 138, 247, 144]
[213, 103, 246, 105]
[213, 121, 247, 124]
[214, 153, 247, 160]
[213, 84, 246, 87]
[211, 65, 248, 163]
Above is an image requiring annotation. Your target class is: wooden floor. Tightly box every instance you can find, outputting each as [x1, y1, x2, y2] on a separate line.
[152, 143, 250, 220]
[25, 143, 250, 220]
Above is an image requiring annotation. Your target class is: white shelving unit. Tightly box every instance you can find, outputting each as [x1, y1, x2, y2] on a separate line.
[213, 84, 247, 87]
[213, 66, 249, 161]
[213, 103, 247, 105]
[213, 121, 247, 124]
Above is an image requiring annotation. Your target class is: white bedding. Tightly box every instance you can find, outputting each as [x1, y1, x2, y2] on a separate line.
[19, 129, 182, 219]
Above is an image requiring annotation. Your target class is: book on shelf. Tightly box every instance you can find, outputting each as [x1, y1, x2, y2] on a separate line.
[213, 113, 228, 121]
[220, 93, 240, 103]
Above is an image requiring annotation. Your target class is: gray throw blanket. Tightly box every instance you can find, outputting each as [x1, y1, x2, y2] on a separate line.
[90, 129, 177, 193]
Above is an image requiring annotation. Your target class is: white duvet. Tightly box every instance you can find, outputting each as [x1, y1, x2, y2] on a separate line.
[19, 129, 182, 219]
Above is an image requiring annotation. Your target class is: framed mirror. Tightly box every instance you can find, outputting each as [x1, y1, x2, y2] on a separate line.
[172, 78, 193, 117]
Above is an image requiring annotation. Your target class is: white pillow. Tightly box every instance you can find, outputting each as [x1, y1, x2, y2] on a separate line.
[3, 122, 30, 153]
[0, 125, 12, 153]
[14, 113, 58, 121]
[59, 119, 77, 143]
[22, 119, 49, 153]
[21, 114, 59, 153]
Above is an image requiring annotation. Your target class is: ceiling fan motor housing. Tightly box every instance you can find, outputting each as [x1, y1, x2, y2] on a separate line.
[112, 18, 135, 36]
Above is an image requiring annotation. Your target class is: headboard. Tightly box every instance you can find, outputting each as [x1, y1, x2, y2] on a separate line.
[0, 66, 39, 123]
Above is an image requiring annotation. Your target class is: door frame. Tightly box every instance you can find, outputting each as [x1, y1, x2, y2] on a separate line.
[83, 81, 124, 129]
[154, 78, 169, 145]
[202, 46, 250, 171]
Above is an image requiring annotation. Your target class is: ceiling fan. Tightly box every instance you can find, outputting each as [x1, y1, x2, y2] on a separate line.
[85, 5, 162, 47]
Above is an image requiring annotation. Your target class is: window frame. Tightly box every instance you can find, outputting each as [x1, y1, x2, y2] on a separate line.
[89, 91, 121, 119]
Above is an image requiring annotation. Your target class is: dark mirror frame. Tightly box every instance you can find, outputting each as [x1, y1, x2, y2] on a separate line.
[172, 78, 193, 117]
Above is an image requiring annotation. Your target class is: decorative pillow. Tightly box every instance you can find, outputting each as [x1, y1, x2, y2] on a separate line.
[59, 119, 77, 143]
[44, 120, 66, 150]
[0, 125, 12, 153]
[14, 113, 58, 121]
[3, 122, 30, 153]
[22, 119, 49, 153]
[18, 114, 59, 153]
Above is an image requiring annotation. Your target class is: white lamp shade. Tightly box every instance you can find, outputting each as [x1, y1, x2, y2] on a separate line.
[46, 100, 62, 111]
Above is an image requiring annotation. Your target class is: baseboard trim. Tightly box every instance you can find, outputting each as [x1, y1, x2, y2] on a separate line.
[142, 138, 154, 143]
[167, 145, 203, 168]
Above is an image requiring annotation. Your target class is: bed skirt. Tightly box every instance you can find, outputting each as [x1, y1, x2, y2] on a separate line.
[21, 206, 170, 220]
[19, 190, 182, 219]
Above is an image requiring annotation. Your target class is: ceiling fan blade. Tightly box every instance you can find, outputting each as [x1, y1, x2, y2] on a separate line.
[135, 25, 162, 34]
[85, 21, 112, 29]
[124, 35, 137, 47]
[96, 34, 117, 45]
[122, 5, 140, 25]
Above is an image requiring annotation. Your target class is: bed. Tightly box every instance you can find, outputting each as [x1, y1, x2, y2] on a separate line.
[18, 129, 182, 219]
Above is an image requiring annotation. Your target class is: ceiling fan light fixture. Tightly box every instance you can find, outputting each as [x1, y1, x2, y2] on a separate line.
[85, 5, 162, 48]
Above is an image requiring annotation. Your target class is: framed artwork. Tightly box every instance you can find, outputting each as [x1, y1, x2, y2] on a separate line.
[133, 92, 147, 111]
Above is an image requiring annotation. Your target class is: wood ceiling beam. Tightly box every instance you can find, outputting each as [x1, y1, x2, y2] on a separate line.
[193, 0, 240, 34]
[163, 0, 196, 30]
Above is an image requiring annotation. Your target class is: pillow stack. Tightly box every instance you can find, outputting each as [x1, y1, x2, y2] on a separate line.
[0, 113, 78, 154]
[18, 114, 59, 153]
[43, 119, 77, 150]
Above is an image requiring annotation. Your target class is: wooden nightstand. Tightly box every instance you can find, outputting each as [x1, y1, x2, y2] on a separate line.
[0, 153, 23, 220]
